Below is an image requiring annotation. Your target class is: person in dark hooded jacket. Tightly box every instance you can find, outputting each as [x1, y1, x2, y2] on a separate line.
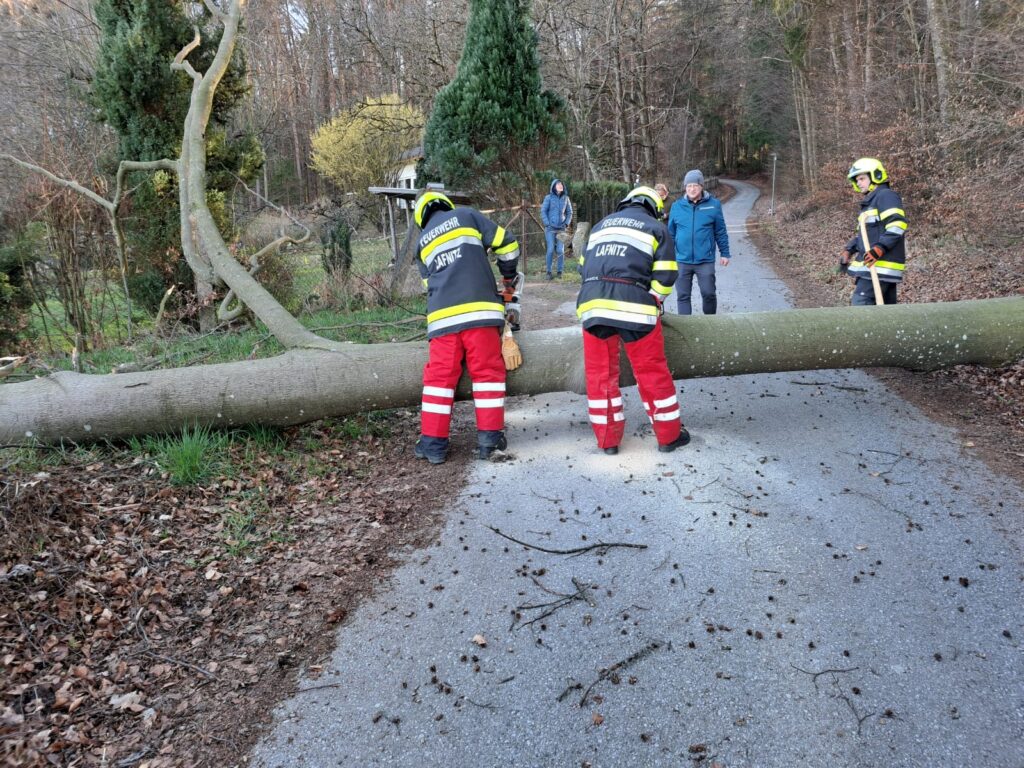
[541, 178, 573, 279]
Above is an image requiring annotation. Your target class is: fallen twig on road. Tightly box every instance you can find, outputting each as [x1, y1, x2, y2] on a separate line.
[573, 641, 665, 707]
[487, 525, 647, 556]
[511, 576, 594, 631]
[790, 663, 859, 690]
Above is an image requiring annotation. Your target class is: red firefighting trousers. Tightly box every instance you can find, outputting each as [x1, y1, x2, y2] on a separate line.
[421, 326, 505, 438]
[583, 320, 682, 449]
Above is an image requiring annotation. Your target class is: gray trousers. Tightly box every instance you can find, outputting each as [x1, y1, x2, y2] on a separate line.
[675, 261, 717, 315]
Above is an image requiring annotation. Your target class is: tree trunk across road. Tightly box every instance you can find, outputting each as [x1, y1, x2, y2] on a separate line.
[2, 297, 1021, 444]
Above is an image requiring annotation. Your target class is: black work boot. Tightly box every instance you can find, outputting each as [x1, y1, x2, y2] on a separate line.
[603, 446, 619, 455]
[414, 436, 449, 465]
[657, 428, 691, 453]
[477, 430, 508, 460]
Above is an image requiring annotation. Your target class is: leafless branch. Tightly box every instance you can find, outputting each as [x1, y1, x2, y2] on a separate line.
[172, 29, 203, 82]
[486, 526, 647, 557]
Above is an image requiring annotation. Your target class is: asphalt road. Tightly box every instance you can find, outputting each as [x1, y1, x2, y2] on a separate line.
[252, 180, 1024, 768]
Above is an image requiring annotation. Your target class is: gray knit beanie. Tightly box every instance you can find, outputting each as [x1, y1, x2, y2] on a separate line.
[683, 169, 705, 188]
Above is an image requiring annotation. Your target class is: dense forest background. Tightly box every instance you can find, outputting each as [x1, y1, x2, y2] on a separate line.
[0, 0, 1021, 352]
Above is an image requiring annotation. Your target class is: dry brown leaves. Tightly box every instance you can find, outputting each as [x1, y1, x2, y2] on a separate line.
[0, 411, 469, 766]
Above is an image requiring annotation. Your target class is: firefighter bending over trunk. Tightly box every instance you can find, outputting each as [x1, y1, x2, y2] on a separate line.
[413, 190, 521, 464]
[839, 158, 909, 305]
[576, 186, 690, 455]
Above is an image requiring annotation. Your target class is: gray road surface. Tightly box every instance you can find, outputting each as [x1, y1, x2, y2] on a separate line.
[252, 180, 1024, 768]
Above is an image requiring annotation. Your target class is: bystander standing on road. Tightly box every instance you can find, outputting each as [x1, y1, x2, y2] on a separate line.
[667, 169, 730, 315]
[655, 183, 671, 221]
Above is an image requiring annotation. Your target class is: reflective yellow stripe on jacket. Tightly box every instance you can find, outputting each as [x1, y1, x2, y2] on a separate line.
[577, 297, 659, 327]
[427, 300, 505, 335]
[650, 260, 678, 296]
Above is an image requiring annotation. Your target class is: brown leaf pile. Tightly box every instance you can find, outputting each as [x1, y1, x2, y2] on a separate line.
[1, 412, 467, 766]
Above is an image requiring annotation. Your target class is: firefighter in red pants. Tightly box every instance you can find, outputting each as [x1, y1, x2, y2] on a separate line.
[576, 186, 689, 455]
[412, 189, 520, 464]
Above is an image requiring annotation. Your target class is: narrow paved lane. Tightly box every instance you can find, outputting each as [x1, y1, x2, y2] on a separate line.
[253, 180, 1024, 768]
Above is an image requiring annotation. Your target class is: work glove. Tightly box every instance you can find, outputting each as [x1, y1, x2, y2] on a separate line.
[863, 245, 884, 267]
[837, 250, 851, 274]
[501, 323, 522, 371]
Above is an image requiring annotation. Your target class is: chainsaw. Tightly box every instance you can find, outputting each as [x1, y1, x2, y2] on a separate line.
[500, 271, 525, 332]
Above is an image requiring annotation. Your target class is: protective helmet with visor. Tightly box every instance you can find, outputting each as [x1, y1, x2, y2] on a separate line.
[846, 158, 888, 192]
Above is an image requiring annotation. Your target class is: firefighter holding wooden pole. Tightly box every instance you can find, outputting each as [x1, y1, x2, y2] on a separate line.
[839, 158, 909, 305]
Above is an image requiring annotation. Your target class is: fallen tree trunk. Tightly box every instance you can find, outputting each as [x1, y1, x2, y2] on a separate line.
[3, 297, 1022, 444]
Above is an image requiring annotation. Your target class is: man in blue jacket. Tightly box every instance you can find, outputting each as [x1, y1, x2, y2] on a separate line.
[541, 178, 573, 280]
[667, 170, 731, 314]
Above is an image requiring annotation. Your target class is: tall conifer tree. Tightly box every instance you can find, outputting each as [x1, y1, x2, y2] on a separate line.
[422, 0, 563, 189]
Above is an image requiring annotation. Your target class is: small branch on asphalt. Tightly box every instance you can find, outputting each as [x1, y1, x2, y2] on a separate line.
[790, 663, 859, 690]
[721, 483, 754, 500]
[511, 577, 594, 631]
[487, 526, 647, 557]
[557, 681, 583, 703]
[695, 475, 721, 492]
[295, 683, 345, 694]
[833, 681, 876, 736]
[462, 697, 500, 711]
[840, 488, 922, 531]
[571, 641, 665, 707]
[530, 490, 562, 503]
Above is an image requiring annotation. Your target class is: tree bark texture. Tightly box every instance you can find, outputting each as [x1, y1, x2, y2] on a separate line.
[3, 298, 1022, 444]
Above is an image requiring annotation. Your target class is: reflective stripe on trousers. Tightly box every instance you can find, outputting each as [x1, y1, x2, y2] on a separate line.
[582, 319, 682, 449]
[421, 326, 505, 438]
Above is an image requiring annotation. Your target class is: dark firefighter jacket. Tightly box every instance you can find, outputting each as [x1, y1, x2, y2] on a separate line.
[845, 183, 909, 283]
[417, 207, 520, 340]
[576, 203, 678, 333]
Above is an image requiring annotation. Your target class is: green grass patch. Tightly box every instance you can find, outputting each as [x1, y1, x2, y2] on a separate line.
[1, 443, 107, 474]
[143, 425, 231, 486]
[286, 237, 398, 297]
